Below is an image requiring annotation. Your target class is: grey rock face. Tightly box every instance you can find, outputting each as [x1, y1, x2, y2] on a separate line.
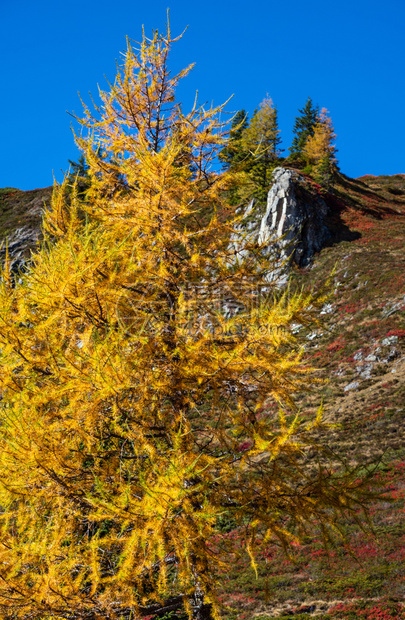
[230, 168, 331, 286]
[229, 167, 332, 289]
[259, 167, 331, 267]
[0, 187, 49, 277]
[1, 226, 41, 276]
[344, 381, 360, 392]
[228, 198, 257, 262]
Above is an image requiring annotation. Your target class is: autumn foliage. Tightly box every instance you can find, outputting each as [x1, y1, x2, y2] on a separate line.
[303, 107, 338, 185]
[0, 24, 374, 620]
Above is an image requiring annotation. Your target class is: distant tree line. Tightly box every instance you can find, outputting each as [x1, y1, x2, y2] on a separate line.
[219, 96, 338, 206]
[68, 96, 337, 206]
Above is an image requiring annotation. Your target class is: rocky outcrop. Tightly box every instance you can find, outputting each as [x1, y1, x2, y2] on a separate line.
[0, 186, 51, 276]
[230, 167, 332, 287]
[258, 167, 331, 267]
[3, 225, 42, 275]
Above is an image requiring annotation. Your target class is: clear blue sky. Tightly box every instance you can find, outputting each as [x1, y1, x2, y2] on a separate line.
[1, 0, 404, 190]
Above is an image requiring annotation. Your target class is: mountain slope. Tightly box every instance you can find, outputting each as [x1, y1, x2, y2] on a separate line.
[217, 172, 405, 619]
[0, 174, 404, 619]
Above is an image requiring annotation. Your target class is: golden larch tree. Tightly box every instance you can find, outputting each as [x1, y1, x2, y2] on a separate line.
[302, 107, 338, 186]
[240, 96, 282, 203]
[0, 24, 373, 620]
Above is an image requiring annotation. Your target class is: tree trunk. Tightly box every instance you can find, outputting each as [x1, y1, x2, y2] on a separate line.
[193, 601, 213, 620]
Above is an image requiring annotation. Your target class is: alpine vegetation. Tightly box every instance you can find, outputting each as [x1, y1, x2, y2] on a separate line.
[0, 23, 376, 620]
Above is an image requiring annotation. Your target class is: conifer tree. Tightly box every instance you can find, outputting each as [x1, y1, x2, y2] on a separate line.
[67, 154, 91, 200]
[303, 107, 338, 187]
[0, 25, 372, 620]
[219, 109, 249, 170]
[289, 97, 319, 157]
[240, 96, 283, 204]
[218, 109, 251, 205]
[67, 147, 104, 197]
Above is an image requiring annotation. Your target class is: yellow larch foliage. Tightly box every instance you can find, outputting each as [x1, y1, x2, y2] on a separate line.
[241, 96, 281, 160]
[302, 107, 338, 184]
[0, 24, 373, 620]
[303, 107, 337, 163]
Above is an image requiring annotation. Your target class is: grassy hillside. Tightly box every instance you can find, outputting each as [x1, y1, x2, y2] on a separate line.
[215, 172, 405, 619]
[0, 175, 404, 619]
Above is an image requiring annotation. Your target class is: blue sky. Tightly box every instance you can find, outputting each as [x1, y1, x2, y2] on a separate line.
[1, 0, 404, 190]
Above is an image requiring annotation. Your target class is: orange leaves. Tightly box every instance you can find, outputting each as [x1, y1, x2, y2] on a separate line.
[302, 107, 337, 167]
[302, 108, 338, 186]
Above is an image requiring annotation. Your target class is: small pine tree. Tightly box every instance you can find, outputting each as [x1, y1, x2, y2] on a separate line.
[289, 97, 319, 158]
[67, 153, 91, 198]
[67, 147, 106, 197]
[68, 153, 89, 180]
[219, 109, 249, 170]
[219, 109, 251, 205]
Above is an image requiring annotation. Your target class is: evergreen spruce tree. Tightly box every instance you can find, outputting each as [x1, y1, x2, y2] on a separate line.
[67, 154, 91, 197]
[219, 109, 249, 170]
[68, 154, 89, 180]
[289, 97, 319, 158]
[67, 146, 105, 197]
[219, 110, 251, 205]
